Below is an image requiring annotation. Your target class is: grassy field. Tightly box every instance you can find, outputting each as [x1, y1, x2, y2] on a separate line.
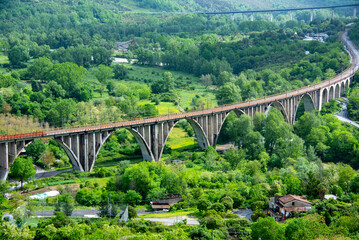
[121, 64, 218, 110]
[139, 209, 195, 219]
[139, 100, 181, 115]
[166, 127, 197, 150]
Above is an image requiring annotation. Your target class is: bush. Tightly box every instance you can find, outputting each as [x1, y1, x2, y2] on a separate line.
[211, 202, 226, 213]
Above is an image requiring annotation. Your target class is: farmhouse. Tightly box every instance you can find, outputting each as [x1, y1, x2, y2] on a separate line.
[269, 194, 312, 221]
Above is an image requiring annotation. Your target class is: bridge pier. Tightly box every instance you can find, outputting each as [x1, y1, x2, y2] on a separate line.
[0, 140, 29, 181]
[269, 13, 273, 22]
[290, 11, 293, 21]
[55, 130, 113, 172]
[354, 7, 357, 18]
[310, 9, 314, 22]
[331, 8, 335, 20]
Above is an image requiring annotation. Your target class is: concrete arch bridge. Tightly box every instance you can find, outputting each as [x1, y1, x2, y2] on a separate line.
[0, 32, 358, 180]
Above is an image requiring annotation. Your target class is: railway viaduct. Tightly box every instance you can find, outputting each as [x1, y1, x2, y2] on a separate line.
[0, 31, 358, 181]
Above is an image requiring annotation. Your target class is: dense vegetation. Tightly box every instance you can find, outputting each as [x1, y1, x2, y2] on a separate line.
[1, 108, 359, 239]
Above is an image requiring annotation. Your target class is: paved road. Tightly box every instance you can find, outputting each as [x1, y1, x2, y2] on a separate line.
[142, 216, 199, 225]
[335, 98, 359, 128]
[35, 209, 100, 217]
[34, 168, 72, 179]
[232, 209, 253, 221]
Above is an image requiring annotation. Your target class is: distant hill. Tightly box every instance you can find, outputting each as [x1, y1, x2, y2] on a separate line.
[0, 0, 357, 14]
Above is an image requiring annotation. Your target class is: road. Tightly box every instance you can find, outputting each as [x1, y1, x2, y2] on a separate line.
[336, 98, 359, 128]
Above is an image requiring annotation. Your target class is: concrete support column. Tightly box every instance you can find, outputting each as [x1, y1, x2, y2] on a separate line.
[0, 142, 9, 181]
[152, 124, 158, 160]
[331, 8, 335, 20]
[270, 13, 273, 22]
[354, 7, 357, 18]
[83, 134, 89, 172]
[250, 14, 254, 21]
[290, 11, 293, 20]
[310, 9, 314, 22]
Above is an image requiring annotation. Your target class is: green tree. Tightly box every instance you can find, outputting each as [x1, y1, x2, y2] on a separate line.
[25, 140, 46, 161]
[60, 193, 74, 217]
[128, 205, 137, 219]
[47, 62, 86, 95]
[8, 45, 30, 68]
[338, 165, 356, 193]
[124, 190, 142, 206]
[223, 147, 245, 170]
[28, 57, 53, 81]
[243, 131, 265, 160]
[216, 82, 242, 104]
[113, 64, 128, 80]
[94, 64, 114, 84]
[251, 217, 285, 240]
[225, 114, 253, 146]
[9, 157, 36, 189]
[151, 72, 175, 94]
[285, 216, 330, 240]
[197, 199, 211, 212]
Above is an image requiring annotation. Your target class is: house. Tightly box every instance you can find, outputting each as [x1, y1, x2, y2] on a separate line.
[150, 194, 182, 210]
[269, 195, 312, 221]
[114, 40, 138, 53]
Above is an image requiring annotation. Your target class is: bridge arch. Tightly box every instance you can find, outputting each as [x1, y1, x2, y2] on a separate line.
[266, 101, 289, 123]
[157, 118, 210, 161]
[55, 139, 84, 171]
[126, 128, 155, 162]
[322, 88, 328, 104]
[213, 109, 246, 146]
[345, 78, 350, 89]
[340, 81, 345, 95]
[335, 84, 340, 98]
[293, 93, 316, 121]
[185, 118, 210, 150]
[329, 86, 335, 100]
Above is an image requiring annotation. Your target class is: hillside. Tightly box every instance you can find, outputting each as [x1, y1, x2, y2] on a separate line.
[0, 0, 357, 15]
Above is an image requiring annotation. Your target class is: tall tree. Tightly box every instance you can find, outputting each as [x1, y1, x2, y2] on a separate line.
[9, 157, 36, 189]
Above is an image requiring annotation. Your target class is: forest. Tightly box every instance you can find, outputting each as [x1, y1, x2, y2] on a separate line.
[0, 0, 359, 239]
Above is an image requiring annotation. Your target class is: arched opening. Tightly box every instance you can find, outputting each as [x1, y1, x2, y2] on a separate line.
[161, 119, 202, 160]
[329, 86, 334, 100]
[215, 109, 246, 149]
[322, 88, 328, 105]
[265, 101, 289, 123]
[214, 109, 245, 146]
[294, 94, 316, 121]
[96, 128, 145, 166]
[345, 79, 349, 89]
[340, 82, 345, 95]
[334, 84, 340, 98]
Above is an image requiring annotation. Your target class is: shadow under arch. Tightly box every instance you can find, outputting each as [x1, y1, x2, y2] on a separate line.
[265, 101, 289, 123]
[322, 88, 328, 104]
[213, 108, 246, 147]
[335, 84, 340, 98]
[345, 78, 350, 89]
[329, 86, 334, 100]
[293, 93, 316, 122]
[340, 81, 345, 95]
